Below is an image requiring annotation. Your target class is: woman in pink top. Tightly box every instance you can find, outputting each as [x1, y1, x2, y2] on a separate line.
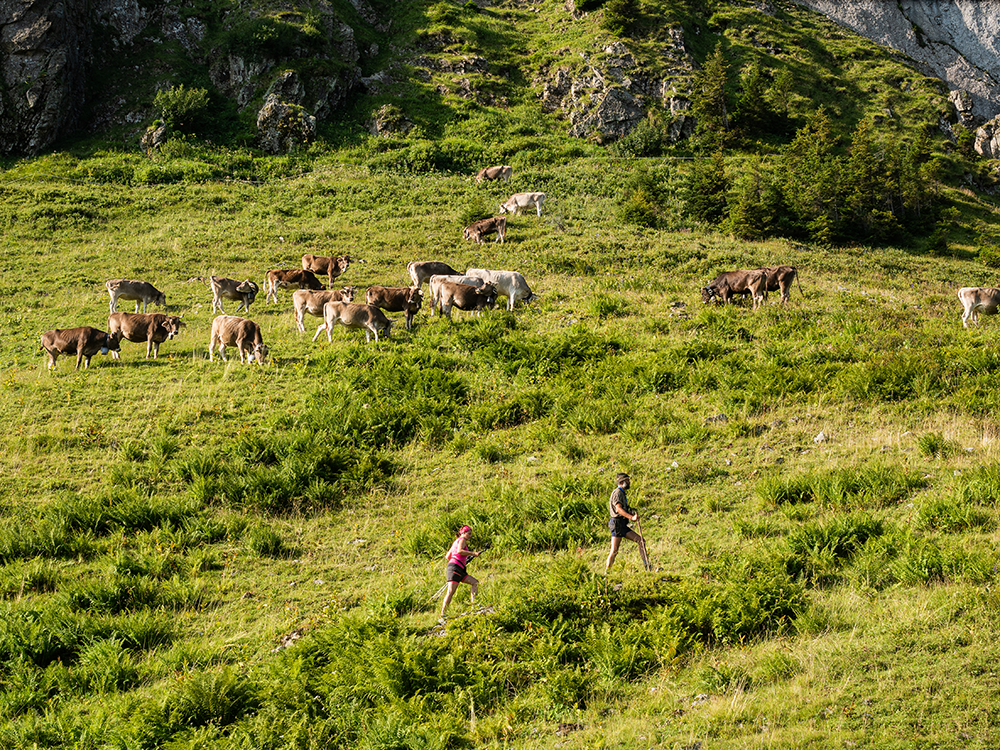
[441, 525, 481, 619]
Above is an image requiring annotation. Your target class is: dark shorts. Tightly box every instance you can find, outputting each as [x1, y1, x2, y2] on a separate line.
[446, 562, 468, 583]
[609, 517, 631, 537]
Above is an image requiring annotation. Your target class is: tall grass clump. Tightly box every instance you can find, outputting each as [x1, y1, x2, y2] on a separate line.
[756, 463, 926, 509]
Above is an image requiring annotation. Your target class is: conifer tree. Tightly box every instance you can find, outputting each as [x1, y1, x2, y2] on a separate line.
[691, 43, 731, 148]
[684, 151, 729, 225]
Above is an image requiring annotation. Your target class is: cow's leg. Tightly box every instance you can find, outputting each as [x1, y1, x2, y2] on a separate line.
[76, 349, 85, 370]
[47, 351, 57, 369]
[312, 323, 326, 342]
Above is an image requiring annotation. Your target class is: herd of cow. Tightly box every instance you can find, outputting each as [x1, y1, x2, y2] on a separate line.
[38, 253, 541, 370]
[38, 160, 1000, 371]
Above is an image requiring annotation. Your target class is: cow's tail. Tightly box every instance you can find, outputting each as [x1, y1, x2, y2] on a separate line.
[794, 267, 804, 299]
[186, 276, 211, 286]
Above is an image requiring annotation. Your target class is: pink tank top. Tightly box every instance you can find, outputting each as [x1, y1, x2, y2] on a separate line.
[447, 541, 472, 566]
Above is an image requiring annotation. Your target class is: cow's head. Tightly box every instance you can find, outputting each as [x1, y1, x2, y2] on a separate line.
[701, 286, 718, 305]
[340, 286, 356, 302]
[251, 343, 270, 364]
[406, 287, 423, 311]
[165, 316, 185, 339]
[104, 332, 122, 355]
[155, 291, 167, 307]
[498, 203, 510, 215]
[237, 280, 258, 294]
[337, 255, 351, 274]
[481, 283, 499, 308]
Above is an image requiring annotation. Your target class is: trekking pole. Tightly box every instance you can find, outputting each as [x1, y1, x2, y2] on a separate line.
[634, 513, 652, 571]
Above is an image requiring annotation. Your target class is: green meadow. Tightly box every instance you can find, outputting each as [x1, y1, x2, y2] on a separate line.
[1, 150, 1000, 748]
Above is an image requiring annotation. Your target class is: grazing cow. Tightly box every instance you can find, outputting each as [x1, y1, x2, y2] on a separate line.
[759, 265, 803, 304]
[365, 286, 423, 330]
[292, 287, 356, 333]
[316, 301, 393, 343]
[302, 254, 351, 288]
[209, 315, 268, 364]
[702, 269, 761, 306]
[474, 165, 513, 183]
[41, 326, 120, 370]
[499, 192, 546, 217]
[264, 269, 325, 304]
[106, 279, 167, 314]
[428, 274, 488, 316]
[435, 280, 498, 321]
[463, 215, 507, 244]
[107, 312, 185, 359]
[407, 260, 461, 288]
[465, 268, 538, 311]
[958, 287, 1000, 328]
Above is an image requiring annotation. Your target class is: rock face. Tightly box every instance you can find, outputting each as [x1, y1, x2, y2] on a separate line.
[0, 0, 90, 155]
[793, 0, 1000, 123]
[540, 37, 695, 144]
[974, 117, 1000, 159]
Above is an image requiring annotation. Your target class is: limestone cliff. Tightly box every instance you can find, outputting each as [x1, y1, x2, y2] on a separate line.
[793, 0, 1000, 123]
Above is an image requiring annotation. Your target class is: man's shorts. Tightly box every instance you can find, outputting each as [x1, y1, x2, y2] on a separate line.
[609, 517, 632, 537]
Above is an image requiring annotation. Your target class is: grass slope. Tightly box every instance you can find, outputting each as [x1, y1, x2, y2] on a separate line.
[2, 150, 1000, 748]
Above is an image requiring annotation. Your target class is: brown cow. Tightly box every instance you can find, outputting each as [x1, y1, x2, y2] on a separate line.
[316, 301, 393, 343]
[407, 260, 460, 288]
[209, 315, 268, 364]
[463, 215, 507, 244]
[427, 274, 488, 316]
[188, 276, 259, 314]
[302, 254, 351, 288]
[107, 312, 185, 359]
[475, 165, 513, 183]
[702, 269, 762, 307]
[435, 280, 498, 321]
[365, 286, 423, 330]
[41, 326, 121, 370]
[106, 279, 167, 314]
[292, 287, 356, 333]
[264, 269, 324, 304]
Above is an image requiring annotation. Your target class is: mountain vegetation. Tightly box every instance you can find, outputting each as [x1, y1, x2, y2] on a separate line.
[3, 1, 1000, 748]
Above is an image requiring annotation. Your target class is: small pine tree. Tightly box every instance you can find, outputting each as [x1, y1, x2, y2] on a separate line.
[724, 156, 783, 240]
[684, 151, 729, 225]
[154, 84, 210, 134]
[733, 59, 775, 137]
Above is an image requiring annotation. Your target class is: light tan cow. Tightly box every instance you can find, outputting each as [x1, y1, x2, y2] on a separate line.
[474, 165, 512, 183]
[292, 287, 356, 333]
[499, 192, 546, 217]
[209, 315, 268, 364]
[959, 286, 1000, 328]
[315, 301, 393, 343]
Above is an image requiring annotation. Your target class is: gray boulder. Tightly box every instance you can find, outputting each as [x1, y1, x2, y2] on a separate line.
[256, 94, 316, 154]
[974, 116, 1000, 158]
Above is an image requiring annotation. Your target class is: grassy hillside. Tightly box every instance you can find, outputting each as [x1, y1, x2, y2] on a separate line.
[3, 146, 1000, 748]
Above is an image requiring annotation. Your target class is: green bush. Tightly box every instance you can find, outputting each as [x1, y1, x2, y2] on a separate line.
[153, 85, 210, 133]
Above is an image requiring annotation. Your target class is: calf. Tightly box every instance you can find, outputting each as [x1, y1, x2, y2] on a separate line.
[959, 286, 1000, 328]
[293, 287, 356, 333]
[365, 285, 423, 330]
[435, 280, 498, 321]
[463, 215, 507, 244]
[209, 315, 268, 365]
[474, 165, 513, 183]
[316, 301, 393, 343]
[107, 312, 185, 359]
[106, 279, 167, 314]
[428, 274, 487, 316]
[302, 254, 351, 288]
[499, 192, 546, 217]
[407, 260, 461, 288]
[465, 268, 537, 311]
[41, 326, 120, 370]
[264, 269, 324, 304]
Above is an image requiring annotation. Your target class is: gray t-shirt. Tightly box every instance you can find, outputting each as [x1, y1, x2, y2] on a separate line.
[609, 486, 631, 518]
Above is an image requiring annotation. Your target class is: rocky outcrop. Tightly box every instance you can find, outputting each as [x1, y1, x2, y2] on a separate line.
[256, 94, 316, 154]
[539, 37, 696, 143]
[0, 0, 90, 155]
[793, 0, 1000, 123]
[974, 117, 1000, 159]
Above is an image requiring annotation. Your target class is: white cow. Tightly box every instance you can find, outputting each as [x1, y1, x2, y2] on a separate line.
[959, 287, 1000, 328]
[499, 192, 546, 217]
[427, 274, 488, 316]
[465, 268, 538, 312]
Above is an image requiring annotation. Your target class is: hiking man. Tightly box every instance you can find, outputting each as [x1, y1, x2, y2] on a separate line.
[605, 472, 650, 573]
